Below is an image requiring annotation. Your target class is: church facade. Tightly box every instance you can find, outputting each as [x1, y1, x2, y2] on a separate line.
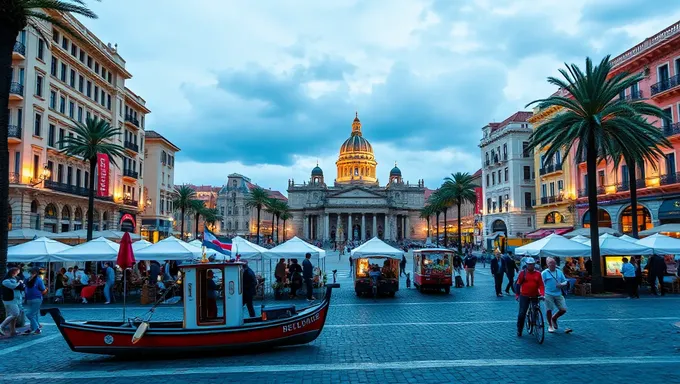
[287, 114, 427, 242]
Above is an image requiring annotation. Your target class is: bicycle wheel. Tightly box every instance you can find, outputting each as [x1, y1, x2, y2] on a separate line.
[533, 307, 545, 344]
[525, 309, 533, 334]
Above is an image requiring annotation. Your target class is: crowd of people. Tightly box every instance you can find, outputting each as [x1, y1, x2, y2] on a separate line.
[273, 253, 318, 302]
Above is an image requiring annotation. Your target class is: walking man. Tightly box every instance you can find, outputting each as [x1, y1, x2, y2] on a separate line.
[400, 255, 407, 277]
[242, 261, 257, 317]
[349, 255, 353, 275]
[463, 252, 477, 287]
[491, 252, 505, 297]
[647, 254, 667, 296]
[515, 258, 544, 337]
[541, 257, 572, 334]
[303, 252, 316, 302]
[504, 252, 519, 295]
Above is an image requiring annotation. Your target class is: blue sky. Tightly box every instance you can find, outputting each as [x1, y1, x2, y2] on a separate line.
[81, 0, 679, 194]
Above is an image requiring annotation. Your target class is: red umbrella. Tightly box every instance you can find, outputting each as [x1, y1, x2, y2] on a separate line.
[117, 232, 136, 269]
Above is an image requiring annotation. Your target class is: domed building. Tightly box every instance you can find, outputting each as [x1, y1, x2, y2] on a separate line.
[287, 113, 427, 243]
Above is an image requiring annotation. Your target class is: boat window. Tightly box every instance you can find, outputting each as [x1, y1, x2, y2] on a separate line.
[355, 258, 398, 279]
[420, 253, 452, 275]
[197, 268, 226, 326]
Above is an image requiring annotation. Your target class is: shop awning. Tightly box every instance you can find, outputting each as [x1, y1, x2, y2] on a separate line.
[658, 199, 680, 221]
[526, 227, 573, 239]
[488, 231, 506, 239]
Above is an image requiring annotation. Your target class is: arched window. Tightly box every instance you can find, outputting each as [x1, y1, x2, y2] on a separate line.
[235, 221, 239, 230]
[44, 204, 57, 219]
[103, 211, 109, 221]
[30, 200, 39, 213]
[544, 211, 564, 224]
[74, 207, 83, 222]
[227, 221, 232, 230]
[61, 205, 71, 220]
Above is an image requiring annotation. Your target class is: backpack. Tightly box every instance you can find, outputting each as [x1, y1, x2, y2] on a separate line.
[1, 283, 14, 302]
[514, 271, 524, 294]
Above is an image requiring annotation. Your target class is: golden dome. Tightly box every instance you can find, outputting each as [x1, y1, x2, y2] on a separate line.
[336, 112, 378, 185]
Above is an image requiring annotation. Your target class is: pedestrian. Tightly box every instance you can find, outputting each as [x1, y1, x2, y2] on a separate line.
[242, 261, 257, 317]
[103, 262, 115, 304]
[23, 268, 47, 335]
[541, 257, 572, 334]
[491, 252, 505, 297]
[620, 257, 638, 299]
[482, 254, 487, 268]
[504, 252, 519, 295]
[515, 258, 545, 337]
[349, 255, 353, 275]
[149, 261, 161, 287]
[288, 259, 302, 298]
[463, 252, 477, 287]
[205, 270, 218, 318]
[54, 267, 66, 303]
[400, 255, 407, 277]
[1, 268, 24, 337]
[302, 252, 316, 302]
[646, 254, 667, 296]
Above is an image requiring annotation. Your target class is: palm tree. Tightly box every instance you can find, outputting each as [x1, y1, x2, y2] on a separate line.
[172, 185, 196, 241]
[442, 172, 478, 254]
[428, 191, 445, 247]
[245, 186, 270, 244]
[280, 211, 293, 242]
[268, 199, 288, 243]
[527, 56, 670, 292]
[419, 205, 434, 239]
[1, 0, 99, 302]
[189, 199, 206, 239]
[59, 117, 126, 241]
[202, 208, 220, 232]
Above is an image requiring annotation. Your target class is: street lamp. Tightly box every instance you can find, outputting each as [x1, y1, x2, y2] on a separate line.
[30, 164, 51, 186]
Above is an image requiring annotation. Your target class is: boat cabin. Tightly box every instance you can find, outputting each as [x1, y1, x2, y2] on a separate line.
[181, 262, 244, 329]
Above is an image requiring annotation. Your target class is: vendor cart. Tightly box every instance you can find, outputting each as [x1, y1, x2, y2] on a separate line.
[350, 237, 403, 297]
[413, 248, 453, 293]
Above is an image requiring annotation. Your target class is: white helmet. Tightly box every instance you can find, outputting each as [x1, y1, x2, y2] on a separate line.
[525, 257, 536, 264]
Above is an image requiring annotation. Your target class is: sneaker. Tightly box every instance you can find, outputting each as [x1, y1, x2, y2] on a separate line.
[81, 298, 88, 304]
[104, 302, 111, 305]
[517, 331, 522, 337]
[552, 318, 558, 330]
[564, 328, 573, 334]
[548, 326, 555, 333]
[310, 296, 316, 300]
[34, 329, 42, 335]
[21, 330, 32, 336]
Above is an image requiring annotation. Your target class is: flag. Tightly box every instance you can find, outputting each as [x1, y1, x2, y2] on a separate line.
[203, 228, 232, 256]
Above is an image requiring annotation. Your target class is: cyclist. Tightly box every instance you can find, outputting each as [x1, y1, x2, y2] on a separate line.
[515, 257, 544, 337]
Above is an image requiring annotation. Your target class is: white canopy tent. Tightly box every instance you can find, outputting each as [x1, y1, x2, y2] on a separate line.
[230, 236, 269, 260]
[618, 235, 639, 243]
[635, 233, 680, 255]
[53, 237, 119, 262]
[580, 234, 653, 255]
[8, 228, 56, 240]
[7, 237, 72, 262]
[515, 233, 591, 257]
[569, 235, 590, 244]
[639, 223, 680, 236]
[188, 240, 202, 247]
[52, 229, 141, 241]
[135, 236, 202, 261]
[266, 236, 326, 259]
[132, 240, 152, 252]
[351, 237, 403, 259]
[563, 227, 621, 238]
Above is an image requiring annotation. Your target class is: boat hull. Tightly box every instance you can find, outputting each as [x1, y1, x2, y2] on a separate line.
[42, 284, 338, 356]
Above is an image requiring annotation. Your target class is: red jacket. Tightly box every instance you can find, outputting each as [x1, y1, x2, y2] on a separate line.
[516, 270, 545, 298]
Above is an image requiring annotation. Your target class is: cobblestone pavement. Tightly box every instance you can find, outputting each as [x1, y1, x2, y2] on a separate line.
[1, 251, 679, 383]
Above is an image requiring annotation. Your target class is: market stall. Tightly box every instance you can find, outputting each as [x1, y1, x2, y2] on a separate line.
[134, 236, 202, 261]
[412, 248, 453, 293]
[563, 227, 621, 238]
[569, 235, 590, 244]
[266, 237, 327, 299]
[639, 224, 680, 237]
[7, 236, 71, 263]
[52, 229, 142, 244]
[53, 237, 120, 262]
[132, 240, 152, 252]
[515, 233, 591, 257]
[351, 237, 402, 297]
[8, 228, 56, 245]
[580, 234, 653, 291]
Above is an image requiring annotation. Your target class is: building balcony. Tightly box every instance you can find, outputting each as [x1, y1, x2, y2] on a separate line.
[8, 124, 21, 143]
[9, 82, 23, 101]
[626, 90, 643, 101]
[43, 180, 113, 201]
[9, 172, 22, 184]
[660, 172, 680, 186]
[123, 199, 139, 207]
[124, 140, 139, 153]
[663, 122, 680, 138]
[616, 183, 630, 192]
[12, 41, 25, 59]
[123, 169, 139, 180]
[124, 114, 140, 128]
[651, 74, 680, 98]
[539, 163, 562, 176]
[539, 195, 564, 205]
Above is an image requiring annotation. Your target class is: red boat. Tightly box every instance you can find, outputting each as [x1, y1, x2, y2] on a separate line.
[413, 248, 453, 293]
[41, 262, 339, 356]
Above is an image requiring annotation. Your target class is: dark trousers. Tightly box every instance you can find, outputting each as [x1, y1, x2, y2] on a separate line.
[243, 294, 256, 317]
[494, 273, 504, 295]
[400, 264, 406, 276]
[624, 278, 638, 298]
[305, 278, 314, 299]
[206, 297, 217, 319]
[290, 281, 300, 297]
[505, 274, 516, 293]
[517, 296, 539, 332]
[649, 274, 665, 295]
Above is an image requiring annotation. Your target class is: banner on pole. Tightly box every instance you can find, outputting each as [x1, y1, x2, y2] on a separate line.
[97, 154, 109, 197]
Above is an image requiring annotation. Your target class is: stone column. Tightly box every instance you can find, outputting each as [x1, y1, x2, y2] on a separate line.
[372, 214, 377, 239]
[348, 214, 353, 241]
[303, 214, 309, 238]
[361, 214, 366, 241]
[324, 213, 330, 241]
[385, 214, 390, 240]
[336, 214, 341, 241]
[405, 215, 410, 240]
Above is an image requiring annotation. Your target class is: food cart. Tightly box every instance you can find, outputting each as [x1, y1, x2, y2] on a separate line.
[350, 237, 402, 297]
[412, 248, 454, 293]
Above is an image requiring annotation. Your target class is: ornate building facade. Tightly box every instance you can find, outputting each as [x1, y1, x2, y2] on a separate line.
[287, 114, 427, 242]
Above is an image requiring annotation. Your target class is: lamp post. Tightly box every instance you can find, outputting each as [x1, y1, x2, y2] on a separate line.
[29, 164, 51, 186]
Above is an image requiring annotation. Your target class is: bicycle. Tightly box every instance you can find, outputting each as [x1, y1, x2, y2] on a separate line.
[524, 296, 545, 344]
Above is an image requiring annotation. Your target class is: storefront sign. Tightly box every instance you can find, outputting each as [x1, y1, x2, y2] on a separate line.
[282, 312, 320, 333]
[97, 154, 109, 197]
[474, 187, 483, 214]
[658, 199, 680, 220]
[119, 213, 136, 229]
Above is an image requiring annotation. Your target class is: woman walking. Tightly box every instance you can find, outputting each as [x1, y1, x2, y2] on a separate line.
[1, 268, 24, 337]
[24, 268, 47, 335]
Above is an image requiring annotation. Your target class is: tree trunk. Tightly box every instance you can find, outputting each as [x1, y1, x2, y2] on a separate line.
[443, 210, 448, 247]
[276, 215, 280, 243]
[271, 211, 276, 242]
[435, 212, 440, 247]
[256, 205, 261, 245]
[628, 161, 639, 238]
[86, 158, 97, 241]
[282, 219, 287, 242]
[180, 207, 185, 241]
[0, 27, 19, 320]
[457, 201, 462, 254]
[586, 131, 603, 293]
[194, 212, 200, 239]
[426, 217, 430, 238]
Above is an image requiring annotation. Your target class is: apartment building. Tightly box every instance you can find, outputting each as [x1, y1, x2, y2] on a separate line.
[8, 12, 148, 233]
